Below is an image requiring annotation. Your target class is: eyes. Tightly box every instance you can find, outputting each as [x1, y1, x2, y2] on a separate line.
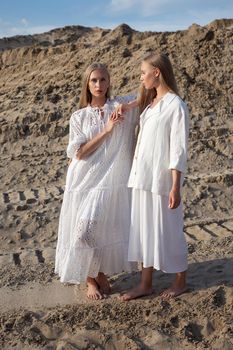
[90, 77, 106, 83]
[140, 69, 155, 76]
[141, 71, 146, 78]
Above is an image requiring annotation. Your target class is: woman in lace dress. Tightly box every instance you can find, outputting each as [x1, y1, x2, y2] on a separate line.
[55, 63, 138, 299]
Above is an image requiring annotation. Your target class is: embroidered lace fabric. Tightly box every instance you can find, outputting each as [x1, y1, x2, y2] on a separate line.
[55, 96, 139, 283]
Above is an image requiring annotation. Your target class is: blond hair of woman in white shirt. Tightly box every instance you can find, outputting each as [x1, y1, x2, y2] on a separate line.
[55, 63, 138, 300]
[117, 53, 189, 300]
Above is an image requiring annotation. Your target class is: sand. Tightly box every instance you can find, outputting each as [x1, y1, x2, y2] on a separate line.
[0, 19, 233, 349]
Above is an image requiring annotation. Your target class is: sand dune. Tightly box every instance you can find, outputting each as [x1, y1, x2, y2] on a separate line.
[0, 19, 233, 349]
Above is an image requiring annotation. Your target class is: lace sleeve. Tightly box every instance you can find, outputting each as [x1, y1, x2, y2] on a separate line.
[66, 112, 87, 159]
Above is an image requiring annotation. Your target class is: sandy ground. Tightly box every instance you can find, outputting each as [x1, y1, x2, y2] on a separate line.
[0, 227, 233, 349]
[0, 19, 233, 349]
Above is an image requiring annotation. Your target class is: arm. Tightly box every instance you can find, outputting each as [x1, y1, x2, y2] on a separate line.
[124, 99, 138, 110]
[168, 103, 189, 209]
[110, 93, 139, 120]
[112, 99, 138, 118]
[168, 169, 181, 209]
[76, 114, 123, 160]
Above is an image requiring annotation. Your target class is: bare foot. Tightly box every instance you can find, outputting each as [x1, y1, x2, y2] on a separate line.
[120, 284, 153, 301]
[95, 272, 111, 295]
[160, 286, 187, 299]
[86, 277, 103, 300]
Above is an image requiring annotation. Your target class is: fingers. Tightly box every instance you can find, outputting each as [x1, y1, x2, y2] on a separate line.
[110, 115, 124, 122]
[117, 104, 124, 115]
[110, 111, 118, 120]
[168, 195, 180, 209]
[168, 194, 173, 209]
[174, 198, 181, 209]
[116, 116, 124, 122]
[111, 104, 124, 121]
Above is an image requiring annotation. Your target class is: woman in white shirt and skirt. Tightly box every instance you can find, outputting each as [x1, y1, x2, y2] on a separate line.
[120, 52, 189, 300]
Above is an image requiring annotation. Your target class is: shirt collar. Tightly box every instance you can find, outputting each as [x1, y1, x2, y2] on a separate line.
[158, 92, 177, 112]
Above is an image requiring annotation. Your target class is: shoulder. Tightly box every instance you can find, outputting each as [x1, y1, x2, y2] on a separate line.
[169, 94, 188, 115]
[70, 107, 89, 123]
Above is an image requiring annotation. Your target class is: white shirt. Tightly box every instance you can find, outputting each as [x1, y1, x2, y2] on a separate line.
[65, 96, 138, 193]
[128, 92, 189, 196]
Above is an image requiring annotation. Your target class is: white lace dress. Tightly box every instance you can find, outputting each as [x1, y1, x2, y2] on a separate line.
[55, 96, 138, 283]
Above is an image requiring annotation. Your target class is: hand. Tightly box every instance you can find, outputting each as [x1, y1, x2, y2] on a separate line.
[104, 114, 124, 134]
[168, 188, 181, 209]
[110, 103, 129, 120]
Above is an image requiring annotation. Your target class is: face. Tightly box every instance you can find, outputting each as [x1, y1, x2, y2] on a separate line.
[140, 61, 160, 89]
[88, 69, 109, 98]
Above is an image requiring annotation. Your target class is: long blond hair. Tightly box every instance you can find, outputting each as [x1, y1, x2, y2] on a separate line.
[78, 63, 111, 109]
[138, 53, 179, 113]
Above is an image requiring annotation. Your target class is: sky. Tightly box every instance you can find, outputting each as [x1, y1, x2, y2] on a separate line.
[0, 0, 232, 38]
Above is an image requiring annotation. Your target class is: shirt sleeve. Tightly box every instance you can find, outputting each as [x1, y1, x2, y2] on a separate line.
[66, 112, 87, 159]
[169, 102, 189, 173]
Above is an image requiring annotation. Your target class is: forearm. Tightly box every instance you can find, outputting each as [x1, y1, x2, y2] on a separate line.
[171, 169, 181, 191]
[76, 128, 111, 160]
[126, 99, 138, 110]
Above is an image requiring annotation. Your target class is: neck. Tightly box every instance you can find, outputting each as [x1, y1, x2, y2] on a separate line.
[90, 96, 107, 108]
[155, 85, 170, 99]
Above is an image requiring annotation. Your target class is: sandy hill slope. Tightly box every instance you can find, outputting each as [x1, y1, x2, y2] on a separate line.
[0, 19, 232, 349]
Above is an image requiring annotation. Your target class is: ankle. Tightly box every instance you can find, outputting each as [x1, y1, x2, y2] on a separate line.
[140, 282, 152, 290]
[97, 272, 106, 279]
[87, 277, 96, 285]
[174, 273, 186, 288]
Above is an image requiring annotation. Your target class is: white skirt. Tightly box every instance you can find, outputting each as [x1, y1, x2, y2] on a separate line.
[128, 189, 188, 273]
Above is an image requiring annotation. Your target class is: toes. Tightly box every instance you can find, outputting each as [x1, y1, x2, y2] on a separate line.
[161, 292, 167, 297]
[160, 287, 187, 299]
[163, 294, 172, 299]
[87, 292, 102, 300]
[161, 292, 171, 299]
[120, 294, 131, 301]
